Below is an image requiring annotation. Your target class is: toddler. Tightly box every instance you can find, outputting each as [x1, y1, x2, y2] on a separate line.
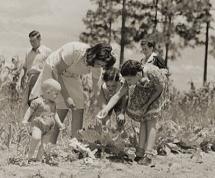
[22, 78, 65, 161]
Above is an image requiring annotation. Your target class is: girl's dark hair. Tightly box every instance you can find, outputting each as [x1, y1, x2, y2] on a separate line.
[102, 67, 120, 82]
[120, 60, 143, 76]
[86, 43, 116, 69]
[140, 39, 155, 49]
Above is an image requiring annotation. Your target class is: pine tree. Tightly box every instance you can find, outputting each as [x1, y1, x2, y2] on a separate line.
[80, 0, 214, 70]
[80, 0, 121, 45]
[175, 0, 214, 85]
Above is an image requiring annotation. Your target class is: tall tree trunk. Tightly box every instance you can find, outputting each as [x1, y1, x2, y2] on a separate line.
[153, 0, 159, 32]
[165, 16, 172, 67]
[165, 43, 169, 66]
[108, 1, 113, 44]
[108, 20, 112, 44]
[120, 0, 126, 65]
[163, 14, 168, 65]
[203, 21, 209, 85]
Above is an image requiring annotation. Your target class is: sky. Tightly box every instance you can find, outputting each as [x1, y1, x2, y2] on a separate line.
[0, 0, 215, 91]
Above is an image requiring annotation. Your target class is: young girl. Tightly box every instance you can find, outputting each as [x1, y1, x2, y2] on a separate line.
[96, 67, 126, 130]
[97, 60, 167, 165]
[22, 78, 65, 161]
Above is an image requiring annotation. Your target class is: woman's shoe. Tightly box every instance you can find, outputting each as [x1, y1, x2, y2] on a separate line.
[137, 154, 152, 166]
[27, 158, 37, 164]
[135, 147, 145, 157]
[134, 147, 145, 162]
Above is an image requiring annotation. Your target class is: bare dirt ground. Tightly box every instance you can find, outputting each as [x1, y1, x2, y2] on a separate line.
[1, 146, 215, 178]
[1, 94, 215, 178]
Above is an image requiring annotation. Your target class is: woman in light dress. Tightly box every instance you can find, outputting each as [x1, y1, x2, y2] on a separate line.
[31, 42, 116, 142]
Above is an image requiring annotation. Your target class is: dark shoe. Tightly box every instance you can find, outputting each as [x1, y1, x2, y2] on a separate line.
[135, 147, 145, 158]
[137, 154, 152, 166]
[157, 144, 167, 156]
[27, 158, 37, 164]
[134, 147, 145, 162]
[134, 156, 142, 162]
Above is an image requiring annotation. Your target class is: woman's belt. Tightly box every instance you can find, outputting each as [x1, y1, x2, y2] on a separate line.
[61, 70, 80, 78]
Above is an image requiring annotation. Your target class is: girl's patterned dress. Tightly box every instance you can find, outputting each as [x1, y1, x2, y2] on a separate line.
[30, 97, 56, 135]
[126, 64, 167, 122]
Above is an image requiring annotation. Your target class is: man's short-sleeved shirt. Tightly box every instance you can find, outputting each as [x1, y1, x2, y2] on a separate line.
[24, 45, 52, 74]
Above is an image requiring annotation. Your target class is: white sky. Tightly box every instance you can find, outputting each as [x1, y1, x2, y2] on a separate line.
[0, 0, 92, 56]
[0, 0, 215, 91]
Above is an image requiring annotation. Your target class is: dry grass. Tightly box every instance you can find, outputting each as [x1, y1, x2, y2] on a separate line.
[1, 73, 215, 167]
[1, 72, 215, 178]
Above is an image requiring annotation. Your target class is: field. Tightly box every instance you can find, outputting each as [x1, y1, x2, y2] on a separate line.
[1, 150, 215, 178]
[1, 78, 215, 178]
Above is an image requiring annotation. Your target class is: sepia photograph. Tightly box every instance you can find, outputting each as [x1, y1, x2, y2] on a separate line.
[0, 0, 215, 177]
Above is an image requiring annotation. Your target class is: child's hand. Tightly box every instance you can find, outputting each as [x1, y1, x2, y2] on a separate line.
[59, 123, 65, 131]
[66, 97, 76, 109]
[96, 108, 109, 119]
[22, 120, 29, 126]
[140, 77, 150, 85]
[116, 113, 125, 131]
[16, 83, 21, 93]
[117, 113, 125, 125]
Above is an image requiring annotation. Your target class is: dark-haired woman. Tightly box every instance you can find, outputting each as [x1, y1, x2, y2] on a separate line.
[97, 60, 167, 166]
[30, 41, 116, 142]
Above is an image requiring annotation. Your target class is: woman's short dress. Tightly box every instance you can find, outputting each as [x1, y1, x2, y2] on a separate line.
[30, 42, 92, 109]
[126, 64, 167, 122]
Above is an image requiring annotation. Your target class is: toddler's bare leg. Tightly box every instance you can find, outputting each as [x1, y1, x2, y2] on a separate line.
[36, 134, 50, 161]
[28, 126, 42, 159]
[36, 141, 44, 161]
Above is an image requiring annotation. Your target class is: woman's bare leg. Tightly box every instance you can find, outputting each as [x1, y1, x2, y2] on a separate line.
[71, 108, 84, 138]
[136, 121, 147, 157]
[145, 118, 157, 153]
[137, 119, 157, 165]
[139, 121, 147, 149]
[49, 109, 68, 144]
